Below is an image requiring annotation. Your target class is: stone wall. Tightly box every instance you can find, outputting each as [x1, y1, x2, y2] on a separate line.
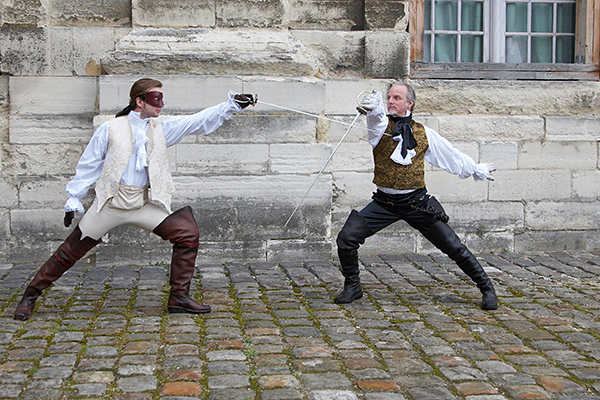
[1, 0, 599, 265]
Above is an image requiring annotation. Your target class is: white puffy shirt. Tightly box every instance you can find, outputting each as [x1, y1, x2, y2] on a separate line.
[65, 96, 241, 212]
[364, 94, 492, 195]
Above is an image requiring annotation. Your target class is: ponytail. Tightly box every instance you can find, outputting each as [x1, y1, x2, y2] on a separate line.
[115, 104, 133, 117]
[115, 78, 163, 118]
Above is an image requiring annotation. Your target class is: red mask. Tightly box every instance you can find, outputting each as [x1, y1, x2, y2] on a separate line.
[141, 91, 164, 107]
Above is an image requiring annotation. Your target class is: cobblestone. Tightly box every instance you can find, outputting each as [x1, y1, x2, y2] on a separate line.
[0, 251, 600, 399]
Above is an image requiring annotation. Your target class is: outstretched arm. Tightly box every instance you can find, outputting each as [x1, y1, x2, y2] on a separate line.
[424, 126, 495, 181]
[162, 92, 246, 146]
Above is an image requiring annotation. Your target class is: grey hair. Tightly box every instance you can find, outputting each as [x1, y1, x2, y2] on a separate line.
[390, 80, 416, 112]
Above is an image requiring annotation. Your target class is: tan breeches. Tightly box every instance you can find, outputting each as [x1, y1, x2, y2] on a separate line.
[79, 184, 170, 240]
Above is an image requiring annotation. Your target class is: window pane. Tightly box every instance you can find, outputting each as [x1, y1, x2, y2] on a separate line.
[462, 1, 483, 31]
[531, 36, 552, 62]
[461, 35, 483, 62]
[557, 3, 575, 33]
[435, 34, 457, 62]
[556, 36, 574, 62]
[506, 36, 527, 63]
[532, 3, 553, 33]
[424, 34, 432, 62]
[435, 1, 458, 30]
[425, 0, 431, 30]
[506, 3, 528, 32]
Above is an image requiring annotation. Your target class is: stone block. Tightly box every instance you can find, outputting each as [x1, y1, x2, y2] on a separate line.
[1, 144, 84, 176]
[326, 115, 370, 144]
[365, 30, 410, 79]
[216, 0, 285, 27]
[201, 114, 316, 145]
[519, 141, 597, 169]
[424, 171, 489, 202]
[415, 114, 439, 131]
[291, 31, 365, 78]
[461, 231, 515, 254]
[0, 209, 9, 241]
[488, 170, 571, 201]
[267, 239, 333, 262]
[573, 170, 600, 200]
[332, 172, 377, 211]
[133, 0, 215, 27]
[411, 80, 600, 116]
[174, 175, 330, 205]
[515, 230, 598, 252]
[546, 116, 600, 141]
[443, 201, 524, 231]
[365, 0, 408, 30]
[17, 177, 72, 209]
[0, 109, 7, 145]
[435, 115, 544, 141]
[11, 209, 72, 241]
[99, 75, 244, 114]
[480, 141, 518, 171]
[51, 27, 116, 76]
[331, 142, 374, 173]
[9, 77, 97, 115]
[323, 79, 393, 115]
[270, 143, 331, 174]
[101, 28, 318, 76]
[9, 115, 94, 144]
[0, 177, 18, 208]
[0, 26, 48, 76]
[0, 75, 8, 143]
[245, 77, 327, 115]
[287, 0, 364, 30]
[1, 0, 46, 25]
[176, 143, 269, 175]
[525, 201, 600, 230]
[47, 0, 130, 27]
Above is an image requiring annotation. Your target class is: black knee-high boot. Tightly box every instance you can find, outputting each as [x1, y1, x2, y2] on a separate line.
[334, 210, 374, 304]
[422, 221, 498, 310]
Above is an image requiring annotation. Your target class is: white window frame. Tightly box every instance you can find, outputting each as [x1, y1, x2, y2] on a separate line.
[410, 0, 599, 80]
[424, 0, 490, 62]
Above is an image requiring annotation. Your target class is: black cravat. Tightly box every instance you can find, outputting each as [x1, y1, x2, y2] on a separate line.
[390, 114, 417, 158]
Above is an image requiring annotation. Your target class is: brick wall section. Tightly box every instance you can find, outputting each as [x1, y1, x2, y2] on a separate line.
[0, 0, 599, 264]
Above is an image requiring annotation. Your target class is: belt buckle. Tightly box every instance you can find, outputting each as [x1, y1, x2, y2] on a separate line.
[386, 201, 395, 207]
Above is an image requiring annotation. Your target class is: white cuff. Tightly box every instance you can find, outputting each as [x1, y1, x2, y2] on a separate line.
[65, 198, 85, 213]
[473, 164, 490, 181]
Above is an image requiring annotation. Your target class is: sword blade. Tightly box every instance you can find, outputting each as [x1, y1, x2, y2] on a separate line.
[284, 112, 362, 227]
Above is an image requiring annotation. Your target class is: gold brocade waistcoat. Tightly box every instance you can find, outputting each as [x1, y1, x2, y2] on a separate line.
[372, 119, 429, 190]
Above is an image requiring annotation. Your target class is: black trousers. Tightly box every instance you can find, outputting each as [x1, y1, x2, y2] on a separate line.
[338, 188, 447, 251]
[337, 188, 493, 291]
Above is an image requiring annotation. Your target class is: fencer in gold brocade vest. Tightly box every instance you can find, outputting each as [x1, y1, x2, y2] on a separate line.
[372, 119, 429, 190]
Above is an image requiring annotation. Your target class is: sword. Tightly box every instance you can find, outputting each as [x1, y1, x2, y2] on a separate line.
[284, 109, 366, 227]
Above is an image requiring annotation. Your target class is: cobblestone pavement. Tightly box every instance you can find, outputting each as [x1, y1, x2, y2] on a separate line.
[1, 251, 600, 399]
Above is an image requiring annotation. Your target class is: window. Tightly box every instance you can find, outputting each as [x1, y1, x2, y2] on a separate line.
[410, 0, 600, 80]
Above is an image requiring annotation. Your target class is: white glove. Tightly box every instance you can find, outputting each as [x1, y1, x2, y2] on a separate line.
[358, 92, 382, 113]
[485, 163, 496, 181]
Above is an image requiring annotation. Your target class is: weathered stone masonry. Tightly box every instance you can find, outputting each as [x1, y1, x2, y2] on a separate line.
[1, 0, 599, 265]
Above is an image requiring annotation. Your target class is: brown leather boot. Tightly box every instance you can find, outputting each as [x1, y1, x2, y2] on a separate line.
[14, 226, 101, 321]
[153, 207, 211, 314]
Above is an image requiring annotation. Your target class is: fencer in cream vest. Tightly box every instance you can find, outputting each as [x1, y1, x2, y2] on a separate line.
[14, 78, 255, 321]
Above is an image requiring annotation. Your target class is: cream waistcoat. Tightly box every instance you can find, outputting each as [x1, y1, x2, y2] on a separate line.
[94, 116, 175, 212]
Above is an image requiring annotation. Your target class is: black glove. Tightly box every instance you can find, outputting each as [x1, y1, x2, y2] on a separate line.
[64, 211, 74, 228]
[233, 94, 256, 109]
